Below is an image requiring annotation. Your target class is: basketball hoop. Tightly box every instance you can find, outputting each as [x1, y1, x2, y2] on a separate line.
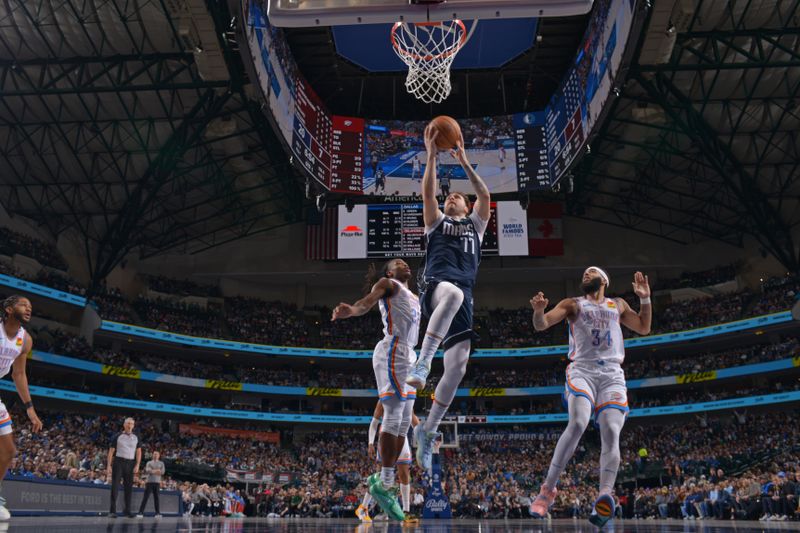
[391, 20, 475, 104]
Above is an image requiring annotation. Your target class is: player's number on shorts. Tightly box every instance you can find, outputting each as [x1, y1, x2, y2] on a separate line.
[462, 237, 475, 255]
[591, 329, 612, 347]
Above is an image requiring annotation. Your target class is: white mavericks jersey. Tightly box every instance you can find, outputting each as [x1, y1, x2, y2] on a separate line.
[378, 279, 420, 347]
[567, 297, 625, 364]
[0, 322, 26, 379]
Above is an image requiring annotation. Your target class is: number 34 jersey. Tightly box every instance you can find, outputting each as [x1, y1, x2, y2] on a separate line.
[567, 297, 626, 364]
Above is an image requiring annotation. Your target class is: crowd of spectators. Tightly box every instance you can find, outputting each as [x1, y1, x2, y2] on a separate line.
[32, 328, 798, 392]
[8, 406, 800, 520]
[226, 298, 310, 347]
[653, 264, 738, 291]
[133, 296, 224, 338]
[0, 227, 68, 271]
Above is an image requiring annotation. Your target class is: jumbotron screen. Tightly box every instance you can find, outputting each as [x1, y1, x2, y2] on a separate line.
[245, 0, 637, 193]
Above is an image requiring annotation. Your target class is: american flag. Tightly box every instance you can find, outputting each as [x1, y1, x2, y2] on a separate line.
[305, 207, 338, 260]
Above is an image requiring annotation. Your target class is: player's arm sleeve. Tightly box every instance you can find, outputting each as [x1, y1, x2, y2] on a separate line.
[424, 211, 445, 235]
[368, 417, 380, 445]
[469, 211, 489, 242]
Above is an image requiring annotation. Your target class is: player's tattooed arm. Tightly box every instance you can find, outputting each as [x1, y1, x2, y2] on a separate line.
[530, 294, 576, 331]
[451, 141, 490, 221]
[331, 278, 398, 321]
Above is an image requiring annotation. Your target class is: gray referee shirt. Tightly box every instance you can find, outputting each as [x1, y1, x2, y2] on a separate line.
[112, 432, 140, 460]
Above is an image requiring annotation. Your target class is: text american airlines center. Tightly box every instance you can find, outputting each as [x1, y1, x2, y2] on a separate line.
[337, 202, 529, 259]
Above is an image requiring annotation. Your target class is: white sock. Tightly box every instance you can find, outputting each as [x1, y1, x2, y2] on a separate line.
[416, 283, 463, 368]
[423, 339, 471, 433]
[400, 483, 411, 512]
[598, 408, 625, 495]
[380, 467, 395, 488]
[424, 401, 449, 433]
[543, 395, 592, 489]
[361, 490, 373, 508]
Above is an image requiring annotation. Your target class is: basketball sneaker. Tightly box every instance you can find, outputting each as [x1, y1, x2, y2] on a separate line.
[589, 493, 615, 528]
[529, 485, 557, 518]
[0, 497, 9, 520]
[405, 361, 430, 389]
[355, 504, 372, 523]
[414, 425, 440, 472]
[402, 514, 420, 525]
[367, 474, 404, 521]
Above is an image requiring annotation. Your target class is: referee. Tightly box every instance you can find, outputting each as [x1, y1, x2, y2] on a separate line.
[107, 417, 141, 518]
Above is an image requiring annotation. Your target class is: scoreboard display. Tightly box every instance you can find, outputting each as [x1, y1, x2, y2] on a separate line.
[340, 202, 523, 259]
[330, 116, 364, 193]
[365, 204, 500, 258]
[513, 111, 550, 191]
[292, 75, 330, 186]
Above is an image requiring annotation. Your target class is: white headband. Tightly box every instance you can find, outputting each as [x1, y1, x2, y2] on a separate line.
[584, 266, 610, 288]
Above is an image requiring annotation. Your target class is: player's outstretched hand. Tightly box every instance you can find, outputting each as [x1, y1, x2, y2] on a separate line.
[332, 302, 355, 321]
[632, 271, 650, 299]
[530, 292, 549, 312]
[424, 124, 439, 155]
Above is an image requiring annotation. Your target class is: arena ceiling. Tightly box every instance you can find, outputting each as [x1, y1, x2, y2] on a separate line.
[0, 0, 303, 288]
[567, 0, 800, 272]
[0, 0, 799, 286]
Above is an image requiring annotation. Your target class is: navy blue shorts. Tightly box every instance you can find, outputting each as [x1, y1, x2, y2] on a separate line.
[421, 281, 479, 350]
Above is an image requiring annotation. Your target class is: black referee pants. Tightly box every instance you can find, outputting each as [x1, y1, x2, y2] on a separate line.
[139, 482, 161, 514]
[110, 458, 135, 515]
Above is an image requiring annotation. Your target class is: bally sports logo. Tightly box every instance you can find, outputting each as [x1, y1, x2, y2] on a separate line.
[340, 225, 364, 237]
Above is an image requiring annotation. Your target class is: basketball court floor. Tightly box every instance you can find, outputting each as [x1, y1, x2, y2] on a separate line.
[4, 517, 800, 533]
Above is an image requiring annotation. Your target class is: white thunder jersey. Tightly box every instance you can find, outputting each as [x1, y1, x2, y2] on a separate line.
[378, 279, 420, 347]
[0, 321, 26, 378]
[567, 297, 625, 364]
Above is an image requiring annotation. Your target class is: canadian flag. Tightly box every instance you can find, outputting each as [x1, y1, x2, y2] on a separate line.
[528, 203, 564, 256]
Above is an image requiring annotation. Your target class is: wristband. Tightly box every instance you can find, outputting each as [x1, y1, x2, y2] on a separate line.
[24, 401, 33, 409]
[640, 297, 651, 305]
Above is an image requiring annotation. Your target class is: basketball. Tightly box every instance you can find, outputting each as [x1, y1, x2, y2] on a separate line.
[430, 115, 462, 151]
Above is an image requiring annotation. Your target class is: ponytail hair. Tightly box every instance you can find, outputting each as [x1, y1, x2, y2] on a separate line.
[1, 295, 23, 321]
[362, 259, 397, 294]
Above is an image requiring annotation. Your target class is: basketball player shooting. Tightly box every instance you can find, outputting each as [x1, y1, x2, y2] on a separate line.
[332, 259, 419, 521]
[406, 119, 490, 472]
[528, 268, 651, 528]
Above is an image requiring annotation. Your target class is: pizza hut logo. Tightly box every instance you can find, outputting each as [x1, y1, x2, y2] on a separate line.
[340, 225, 364, 237]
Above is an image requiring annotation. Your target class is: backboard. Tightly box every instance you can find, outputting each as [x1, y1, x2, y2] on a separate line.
[267, 0, 594, 27]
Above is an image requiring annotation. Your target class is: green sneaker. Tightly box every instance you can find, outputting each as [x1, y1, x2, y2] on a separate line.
[368, 477, 405, 521]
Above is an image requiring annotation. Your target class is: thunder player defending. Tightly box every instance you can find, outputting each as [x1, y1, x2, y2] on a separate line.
[406, 124, 491, 471]
[332, 259, 419, 521]
[529, 268, 651, 527]
[0, 295, 44, 519]
[357, 400, 421, 523]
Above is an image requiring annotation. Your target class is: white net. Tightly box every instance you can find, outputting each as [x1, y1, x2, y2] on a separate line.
[391, 20, 472, 104]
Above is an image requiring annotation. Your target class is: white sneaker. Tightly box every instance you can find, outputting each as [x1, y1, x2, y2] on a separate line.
[759, 514, 768, 521]
[136, 514, 143, 518]
[779, 515, 788, 521]
[0, 506, 9, 521]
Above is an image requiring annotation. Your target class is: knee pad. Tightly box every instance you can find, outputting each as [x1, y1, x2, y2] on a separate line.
[381, 402, 403, 436]
[399, 402, 413, 435]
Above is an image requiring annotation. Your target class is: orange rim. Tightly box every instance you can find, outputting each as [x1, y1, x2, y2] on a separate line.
[391, 20, 468, 62]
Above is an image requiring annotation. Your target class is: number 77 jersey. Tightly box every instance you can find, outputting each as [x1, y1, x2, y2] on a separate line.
[567, 297, 626, 364]
[423, 211, 488, 289]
